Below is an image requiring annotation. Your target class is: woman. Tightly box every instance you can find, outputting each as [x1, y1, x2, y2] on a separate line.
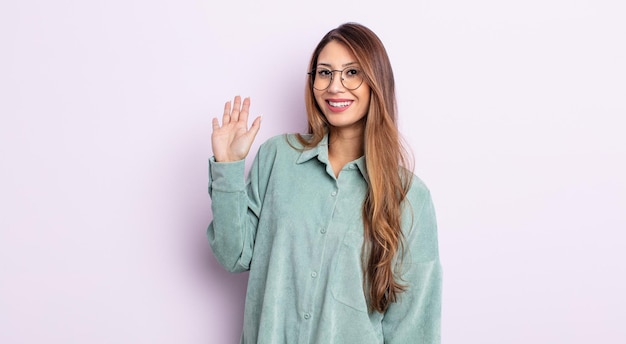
[208, 22, 441, 343]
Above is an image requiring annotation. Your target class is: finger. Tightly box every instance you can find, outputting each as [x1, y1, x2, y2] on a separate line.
[231, 95, 242, 122]
[222, 100, 232, 125]
[239, 97, 251, 124]
[212, 117, 220, 131]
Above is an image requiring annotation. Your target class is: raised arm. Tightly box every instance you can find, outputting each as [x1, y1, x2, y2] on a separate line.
[207, 96, 263, 272]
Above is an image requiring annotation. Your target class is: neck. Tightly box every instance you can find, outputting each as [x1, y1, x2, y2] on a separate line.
[327, 126, 364, 176]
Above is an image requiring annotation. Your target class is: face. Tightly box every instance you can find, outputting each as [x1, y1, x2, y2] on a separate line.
[313, 40, 371, 133]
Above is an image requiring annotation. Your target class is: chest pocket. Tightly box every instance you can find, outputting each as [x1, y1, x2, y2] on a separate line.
[331, 229, 368, 313]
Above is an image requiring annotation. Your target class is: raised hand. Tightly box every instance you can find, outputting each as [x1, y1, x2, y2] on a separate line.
[211, 96, 262, 162]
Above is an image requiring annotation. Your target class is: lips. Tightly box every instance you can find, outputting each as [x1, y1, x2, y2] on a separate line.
[326, 99, 353, 112]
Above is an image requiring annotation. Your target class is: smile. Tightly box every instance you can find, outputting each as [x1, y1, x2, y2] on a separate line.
[327, 100, 352, 108]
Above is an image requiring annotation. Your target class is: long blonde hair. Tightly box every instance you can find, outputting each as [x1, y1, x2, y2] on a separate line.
[297, 22, 413, 313]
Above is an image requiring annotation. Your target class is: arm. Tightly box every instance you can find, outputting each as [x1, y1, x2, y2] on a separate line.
[206, 96, 262, 272]
[382, 187, 442, 343]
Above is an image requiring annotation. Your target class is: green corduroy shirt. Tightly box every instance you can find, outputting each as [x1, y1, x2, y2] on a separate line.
[207, 133, 442, 344]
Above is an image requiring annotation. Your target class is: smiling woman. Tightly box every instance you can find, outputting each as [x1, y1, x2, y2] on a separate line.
[310, 41, 371, 145]
[207, 22, 442, 344]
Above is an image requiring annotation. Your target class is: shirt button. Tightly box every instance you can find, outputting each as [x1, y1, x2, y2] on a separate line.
[350, 164, 356, 169]
[311, 271, 318, 278]
[331, 191, 337, 197]
[304, 312, 311, 320]
[320, 228, 327, 234]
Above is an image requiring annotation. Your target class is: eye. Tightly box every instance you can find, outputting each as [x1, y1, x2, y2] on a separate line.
[317, 69, 332, 79]
[345, 68, 361, 78]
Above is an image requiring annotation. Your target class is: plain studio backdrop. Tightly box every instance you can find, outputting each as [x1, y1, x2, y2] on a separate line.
[1, 0, 624, 343]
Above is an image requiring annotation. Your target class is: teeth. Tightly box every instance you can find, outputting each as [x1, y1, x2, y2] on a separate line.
[329, 101, 351, 107]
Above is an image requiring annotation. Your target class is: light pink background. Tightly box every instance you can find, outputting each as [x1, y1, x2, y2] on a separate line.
[1, 0, 625, 343]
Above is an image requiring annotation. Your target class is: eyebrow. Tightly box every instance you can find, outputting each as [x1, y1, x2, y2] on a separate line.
[316, 62, 359, 68]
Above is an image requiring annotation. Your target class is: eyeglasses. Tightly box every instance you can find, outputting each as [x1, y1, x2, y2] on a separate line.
[308, 66, 365, 91]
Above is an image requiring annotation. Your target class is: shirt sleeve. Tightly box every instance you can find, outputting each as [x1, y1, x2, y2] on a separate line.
[206, 150, 265, 273]
[382, 186, 442, 343]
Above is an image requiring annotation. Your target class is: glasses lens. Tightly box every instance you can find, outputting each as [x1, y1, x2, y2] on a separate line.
[312, 69, 332, 90]
[341, 68, 363, 90]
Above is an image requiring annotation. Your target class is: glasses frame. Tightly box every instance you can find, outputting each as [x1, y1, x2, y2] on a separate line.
[308, 66, 365, 91]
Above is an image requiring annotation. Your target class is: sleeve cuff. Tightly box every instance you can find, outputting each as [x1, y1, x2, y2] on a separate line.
[208, 157, 246, 192]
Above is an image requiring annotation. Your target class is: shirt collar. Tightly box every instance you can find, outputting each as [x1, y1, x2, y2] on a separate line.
[295, 133, 328, 165]
[295, 133, 368, 180]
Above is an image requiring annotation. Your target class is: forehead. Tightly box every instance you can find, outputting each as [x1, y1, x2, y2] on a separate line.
[317, 40, 358, 67]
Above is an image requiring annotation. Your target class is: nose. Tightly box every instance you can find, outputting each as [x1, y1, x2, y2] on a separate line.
[327, 72, 345, 93]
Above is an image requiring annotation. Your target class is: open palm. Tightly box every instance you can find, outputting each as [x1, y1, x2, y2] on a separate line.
[211, 96, 262, 162]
